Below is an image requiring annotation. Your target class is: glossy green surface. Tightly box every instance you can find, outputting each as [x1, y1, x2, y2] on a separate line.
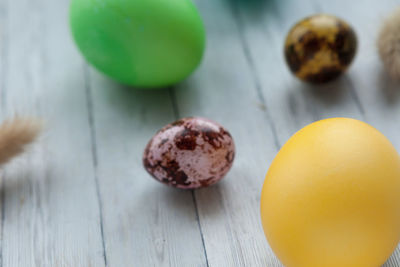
[70, 0, 205, 88]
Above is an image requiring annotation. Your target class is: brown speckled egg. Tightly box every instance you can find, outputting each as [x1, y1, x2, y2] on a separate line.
[143, 117, 235, 189]
[285, 14, 357, 83]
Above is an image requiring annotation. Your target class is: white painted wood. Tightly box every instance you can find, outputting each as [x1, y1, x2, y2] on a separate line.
[232, 0, 364, 144]
[1, 0, 400, 266]
[312, 1, 400, 266]
[0, 0, 106, 266]
[172, 0, 281, 265]
[87, 71, 207, 266]
[188, 0, 399, 266]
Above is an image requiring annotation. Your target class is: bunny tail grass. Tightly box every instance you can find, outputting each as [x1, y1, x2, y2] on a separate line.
[378, 8, 400, 80]
[0, 117, 42, 166]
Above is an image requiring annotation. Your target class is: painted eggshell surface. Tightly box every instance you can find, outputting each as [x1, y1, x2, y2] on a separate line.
[261, 118, 400, 267]
[143, 117, 235, 189]
[285, 14, 357, 83]
[70, 0, 205, 88]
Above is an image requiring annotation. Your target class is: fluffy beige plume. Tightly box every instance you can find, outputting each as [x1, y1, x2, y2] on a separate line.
[0, 117, 42, 166]
[378, 8, 400, 80]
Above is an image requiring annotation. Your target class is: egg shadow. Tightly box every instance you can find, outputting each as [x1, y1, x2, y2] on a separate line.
[93, 75, 171, 113]
[297, 75, 350, 106]
[147, 168, 241, 222]
[87, 70, 181, 135]
[229, 0, 275, 12]
[228, 0, 283, 23]
[194, 180, 231, 218]
[378, 69, 400, 105]
[153, 185, 200, 217]
[133, 181, 225, 224]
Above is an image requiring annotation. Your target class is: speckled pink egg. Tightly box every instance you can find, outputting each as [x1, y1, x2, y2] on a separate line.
[143, 117, 235, 189]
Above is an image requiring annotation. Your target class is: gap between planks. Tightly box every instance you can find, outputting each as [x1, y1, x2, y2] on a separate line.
[83, 64, 108, 266]
[168, 87, 210, 267]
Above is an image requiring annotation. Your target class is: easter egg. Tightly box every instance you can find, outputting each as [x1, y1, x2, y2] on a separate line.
[285, 14, 357, 83]
[70, 0, 205, 88]
[143, 117, 235, 189]
[261, 118, 400, 267]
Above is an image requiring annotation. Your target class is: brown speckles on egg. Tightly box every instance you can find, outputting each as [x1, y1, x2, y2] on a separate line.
[304, 66, 343, 83]
[200, 177, 215, 187]
[143, 117, 235, 189]
[171, 119, 186, 126]
[174, 128, 199, 150]
[202, 126, 224, 149]
[161, 160, 190, 186]
[225, 151, 235, 163]
[284, 14, 357, 84]
[300, 31, 322, 61]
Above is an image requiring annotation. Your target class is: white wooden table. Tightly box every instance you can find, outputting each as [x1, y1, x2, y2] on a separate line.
[1, 0, 400, 266]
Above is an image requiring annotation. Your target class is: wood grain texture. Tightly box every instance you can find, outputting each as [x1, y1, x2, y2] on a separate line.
[0, 0, 105, 266]
[86, 72, 207, 266]
[312, 1, 400, 266]
[176, 0, 282, 265]
[0, 0, 400, 266]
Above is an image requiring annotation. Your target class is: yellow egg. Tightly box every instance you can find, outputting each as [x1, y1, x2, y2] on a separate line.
[260, 118, 400, 267]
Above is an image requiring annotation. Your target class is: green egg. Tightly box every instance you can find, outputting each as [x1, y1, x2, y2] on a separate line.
[70, 0, 206, 88]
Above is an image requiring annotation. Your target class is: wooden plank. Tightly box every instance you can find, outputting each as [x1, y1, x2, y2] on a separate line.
[0, 0, 106, 265]
[232, 0, 364, 144]
[0, 0, 8, 261]
[1, 0, 400, 266]
[186, 0, 365, 265]
[171, 0, 282, 265]
[314, 0, 400, 146]
[233, 0, 399, 266]
[189, 0, 397, 266]
[0, 0, 7, 111]
[87, 64, 207, 265]
[312, 1, 400, 266]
